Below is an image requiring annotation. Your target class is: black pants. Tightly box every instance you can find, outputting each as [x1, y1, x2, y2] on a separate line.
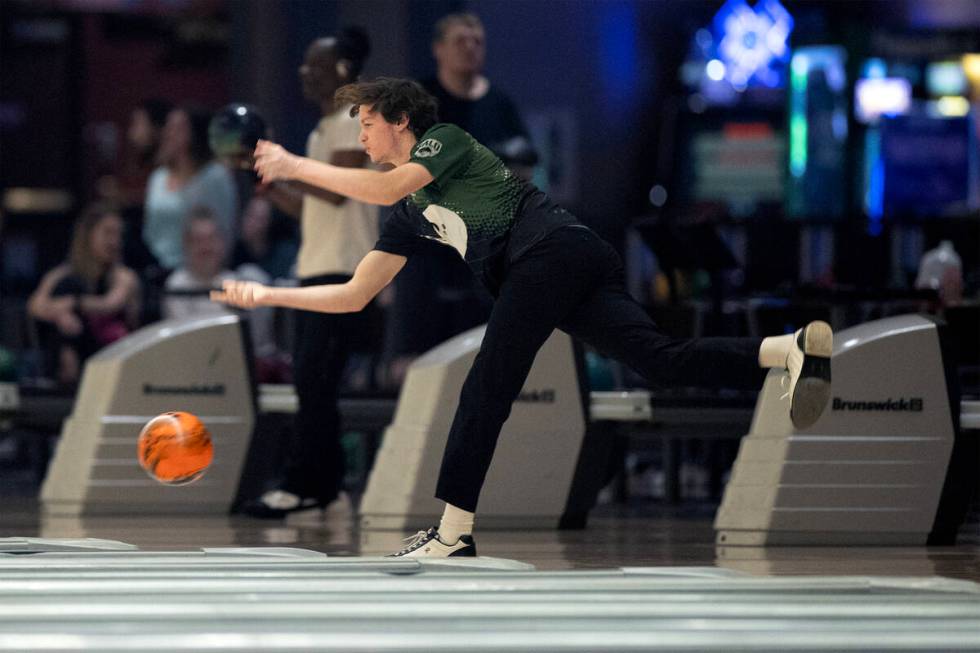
[282, 274, 369, 502]
[435, 226, 767, 512]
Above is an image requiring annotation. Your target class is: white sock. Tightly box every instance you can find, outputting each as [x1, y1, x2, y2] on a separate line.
[758, 333, 795, 369]
[437, 503, 474, 543]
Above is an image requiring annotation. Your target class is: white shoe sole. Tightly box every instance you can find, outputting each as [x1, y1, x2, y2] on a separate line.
[791, 321, 832, 429]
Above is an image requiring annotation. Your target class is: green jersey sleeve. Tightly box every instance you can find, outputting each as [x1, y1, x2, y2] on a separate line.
[409, 124, 471, 184]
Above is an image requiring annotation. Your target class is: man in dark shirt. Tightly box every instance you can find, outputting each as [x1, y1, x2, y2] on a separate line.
[423, 12, 537, 176]
[213, 78, 834, 559]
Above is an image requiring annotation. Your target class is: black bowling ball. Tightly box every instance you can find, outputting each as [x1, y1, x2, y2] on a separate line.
[208, 103, 267, 169]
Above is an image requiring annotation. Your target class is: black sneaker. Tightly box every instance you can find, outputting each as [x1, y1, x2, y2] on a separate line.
[785, 320, 833, 429]
[240, 490, 328, 519]
[387, 527, 477, 558]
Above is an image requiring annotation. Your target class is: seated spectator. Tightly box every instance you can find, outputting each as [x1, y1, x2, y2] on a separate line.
[27, 203, 141, 385]
[163, 207, 278, 363]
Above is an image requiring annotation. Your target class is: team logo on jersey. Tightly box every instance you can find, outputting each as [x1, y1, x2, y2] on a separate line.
[422, 205, 467, 258]
[414, 138, 442, 158]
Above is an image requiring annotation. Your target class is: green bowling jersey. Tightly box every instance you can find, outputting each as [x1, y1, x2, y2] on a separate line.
[375, 123, 576, 283]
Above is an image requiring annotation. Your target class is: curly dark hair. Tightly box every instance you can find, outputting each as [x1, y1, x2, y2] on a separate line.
[335, 77, 438, 139]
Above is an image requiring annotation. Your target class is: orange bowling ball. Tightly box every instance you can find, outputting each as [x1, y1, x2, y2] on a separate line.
[137, 411, 214, 485]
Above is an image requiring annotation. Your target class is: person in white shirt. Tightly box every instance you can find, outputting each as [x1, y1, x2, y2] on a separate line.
[163, 207, 273, 357]
[244, 27, 377, 518]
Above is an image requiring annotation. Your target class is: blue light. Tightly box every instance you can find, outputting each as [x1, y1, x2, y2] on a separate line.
[706, 59, 727, 81]
[695, 28, 713, 51]
[863, 58, 888, 79]
[711, 0, 794, 89]
[598, 2, 639, 105]
[864, 129, 885, 235]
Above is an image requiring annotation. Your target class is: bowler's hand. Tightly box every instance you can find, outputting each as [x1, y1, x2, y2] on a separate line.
[210, 280, 270, 309]
[253, 140, 302, 182]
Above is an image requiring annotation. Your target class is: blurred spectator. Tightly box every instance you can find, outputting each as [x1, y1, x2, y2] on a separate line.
[915, 240, 964, 306]
[244, 26, 377, 518]
[106, 99, 173, 209]
[423, 12, 538, 179]
[118, 99, 174, 271]
[230, 196, 298, 281]
[143, 105, 238, 271]
[163, 207, 276, 360]
[88, 100, 173, 281]
[27, 203, 141, 385]
[129, 100, 173, 170]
